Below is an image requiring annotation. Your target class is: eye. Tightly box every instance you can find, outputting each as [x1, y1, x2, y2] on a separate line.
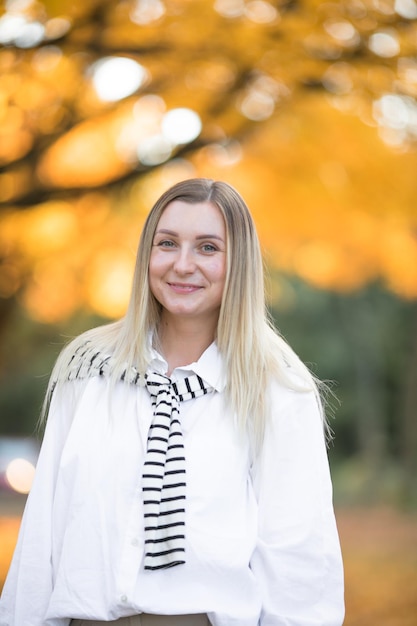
[156, 239, 176, 248]
[201, 243, 218, 253]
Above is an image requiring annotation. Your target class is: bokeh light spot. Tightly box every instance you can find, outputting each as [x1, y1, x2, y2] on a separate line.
[137, 134, 172, 165]
[5, 458, 36, 494]
[369, 31, 400, 58]
[245, 1, 279, 24]
[214, 0, 245, 18]
[130, 0, 165, 24]
[91, 57, 149, 102]
[324, 20, 360, 47]
[161, 108, 202, 145]
[395, 0, 417, 19]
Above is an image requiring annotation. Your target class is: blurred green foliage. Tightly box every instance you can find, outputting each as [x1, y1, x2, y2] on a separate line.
[271, 277, 417, 507]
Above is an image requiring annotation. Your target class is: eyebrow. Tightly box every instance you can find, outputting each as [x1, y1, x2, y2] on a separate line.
[155, 229, 225, 242]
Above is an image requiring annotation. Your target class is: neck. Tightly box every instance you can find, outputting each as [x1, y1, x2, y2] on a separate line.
[156, 315, 217, 374]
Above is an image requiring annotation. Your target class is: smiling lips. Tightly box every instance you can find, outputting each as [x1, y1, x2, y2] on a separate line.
[168, 282, 202, 294]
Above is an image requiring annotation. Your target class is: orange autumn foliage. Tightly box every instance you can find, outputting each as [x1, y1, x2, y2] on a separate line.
[1, 0, 417, 323]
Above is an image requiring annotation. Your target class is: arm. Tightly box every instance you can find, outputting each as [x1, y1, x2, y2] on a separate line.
[0, 382, 81, 626]
[250, 383, 344, 626]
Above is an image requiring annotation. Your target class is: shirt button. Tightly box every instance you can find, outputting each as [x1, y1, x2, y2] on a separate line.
[131, 538, 139, 547]
[121, 595, 128, 603]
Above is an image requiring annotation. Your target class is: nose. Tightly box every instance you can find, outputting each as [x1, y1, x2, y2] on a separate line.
[173, 246, 195, 274]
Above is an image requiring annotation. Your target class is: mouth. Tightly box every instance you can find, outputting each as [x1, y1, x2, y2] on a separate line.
[168, 282, 202, 294]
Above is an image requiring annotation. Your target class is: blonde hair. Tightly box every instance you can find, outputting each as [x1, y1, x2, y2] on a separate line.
[44, 178, 329, 445]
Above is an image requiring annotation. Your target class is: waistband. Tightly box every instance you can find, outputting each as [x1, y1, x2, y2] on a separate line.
[71, 614, 210, 626]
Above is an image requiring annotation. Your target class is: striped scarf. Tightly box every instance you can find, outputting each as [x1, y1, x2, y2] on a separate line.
[143, 372, 212, 570]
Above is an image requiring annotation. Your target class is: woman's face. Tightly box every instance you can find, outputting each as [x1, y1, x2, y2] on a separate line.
[149, 200, 227, 328]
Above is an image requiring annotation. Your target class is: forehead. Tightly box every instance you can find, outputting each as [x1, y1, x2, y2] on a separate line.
[156, 200, 226, 233]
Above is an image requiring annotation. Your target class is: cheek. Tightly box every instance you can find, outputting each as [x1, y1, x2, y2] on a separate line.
[149, 251, 166, 277]
[208, 259, 227, 285]
[148, 253, 164, 294]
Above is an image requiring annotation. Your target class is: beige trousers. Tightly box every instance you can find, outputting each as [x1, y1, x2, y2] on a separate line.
[71, 615, 210, 626]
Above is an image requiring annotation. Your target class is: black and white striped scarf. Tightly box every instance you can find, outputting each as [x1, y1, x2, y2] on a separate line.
[143, 371, 211, 570]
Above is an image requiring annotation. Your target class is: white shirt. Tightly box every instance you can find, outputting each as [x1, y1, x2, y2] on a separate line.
[0, 343, 344, 626]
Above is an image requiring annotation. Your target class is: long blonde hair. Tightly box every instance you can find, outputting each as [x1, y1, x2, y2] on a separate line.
[44, 178, 329, 445]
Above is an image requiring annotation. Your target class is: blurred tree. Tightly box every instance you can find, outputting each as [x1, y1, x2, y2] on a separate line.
[1, 0, 417, 326]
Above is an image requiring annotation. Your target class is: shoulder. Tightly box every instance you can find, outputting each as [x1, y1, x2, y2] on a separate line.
[63, 340, 113, 382]
[52, 319, 126, 382]
[42, 333, 114, 421]
[267, 366, 323, 428]
[269, 361, 316, 399]
[52, 333, 115, 387]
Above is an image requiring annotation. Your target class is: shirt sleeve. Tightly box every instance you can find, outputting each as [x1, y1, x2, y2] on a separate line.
[0, 381, 83, 626]
[250, 382, 345, 626]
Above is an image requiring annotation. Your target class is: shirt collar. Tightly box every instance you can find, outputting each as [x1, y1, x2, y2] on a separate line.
[148, 341, 226, 393]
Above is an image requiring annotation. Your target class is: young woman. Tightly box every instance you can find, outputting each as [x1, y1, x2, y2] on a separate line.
[0, 178, 344, 626]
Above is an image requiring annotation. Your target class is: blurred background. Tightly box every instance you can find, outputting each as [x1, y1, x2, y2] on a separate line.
[0, 0, 417, 623]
